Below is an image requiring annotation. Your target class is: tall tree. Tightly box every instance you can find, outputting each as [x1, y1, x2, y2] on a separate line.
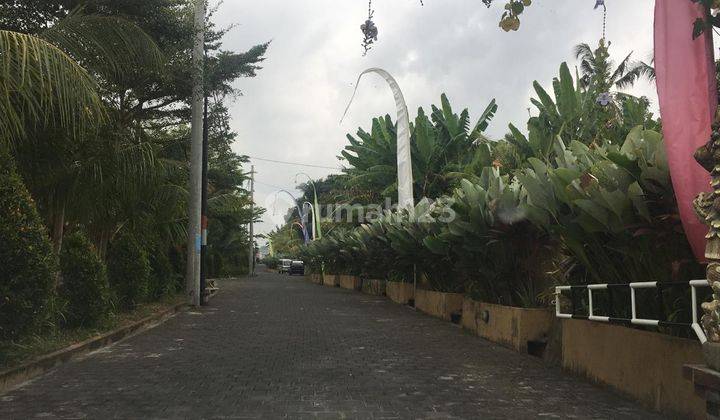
[574, 40, 655, 91]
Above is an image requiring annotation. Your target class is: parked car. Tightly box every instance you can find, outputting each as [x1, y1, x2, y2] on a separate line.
[289, 260, 305, 276]
[279, 259, 292, 274]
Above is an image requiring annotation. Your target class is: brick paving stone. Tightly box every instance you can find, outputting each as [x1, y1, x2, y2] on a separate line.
[0, 271, 663, 419]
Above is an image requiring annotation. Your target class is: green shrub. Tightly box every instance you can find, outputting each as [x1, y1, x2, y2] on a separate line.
[148, 246, 180, 300]
[262, 256, 280, 269]
[0, 153, 57, 340]
[59, 231, 111, 326]
[107, 233, 150, 309]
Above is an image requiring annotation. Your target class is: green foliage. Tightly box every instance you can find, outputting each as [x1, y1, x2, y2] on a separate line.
[262, 256, 280, 269]
[342, 94, 497, 203]
[506, 53, 655, 168]
[518, 127, 698, 285]
[107, 233, 150, 309]
[0, 29, 105, 144]
[147, 244, 181, 300]
[59, 231, 110, 327]
[0, 152, 57, 340]
[204, 104, 262, 277]
[297, 41, 684, 311]
[268, 223, 304, 259]
[0, 0, 266, 351]
[426, 170, 555, 306]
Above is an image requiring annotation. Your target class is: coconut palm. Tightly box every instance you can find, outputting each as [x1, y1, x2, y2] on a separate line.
[0, 30, 103, 144]
[574, 39, 655, 91]
[4, 9, 164, 253]
[1, 10, 162, 145]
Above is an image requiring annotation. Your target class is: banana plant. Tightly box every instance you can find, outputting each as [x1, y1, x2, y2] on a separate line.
[507, 59, 657, 166]
[342, 94, 497, 202]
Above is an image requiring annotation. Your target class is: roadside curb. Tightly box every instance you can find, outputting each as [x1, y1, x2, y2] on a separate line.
[0, 301, 189, 396]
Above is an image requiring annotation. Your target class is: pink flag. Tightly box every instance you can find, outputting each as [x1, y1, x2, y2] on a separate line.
[654, 0, 717, 260]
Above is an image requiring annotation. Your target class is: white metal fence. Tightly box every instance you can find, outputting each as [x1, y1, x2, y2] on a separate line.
[555, 280, 711, 343]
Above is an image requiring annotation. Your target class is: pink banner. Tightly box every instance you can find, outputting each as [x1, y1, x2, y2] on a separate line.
[654, 0, 716, 260]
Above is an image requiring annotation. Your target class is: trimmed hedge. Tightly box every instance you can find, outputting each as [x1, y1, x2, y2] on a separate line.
[148, 245, 180, 300]
[107, 233, 150, 309]
[59, 231, 111, 326]
[0, 152, 57, 340]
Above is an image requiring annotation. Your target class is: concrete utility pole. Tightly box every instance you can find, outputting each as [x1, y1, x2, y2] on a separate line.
[200, 93, 209, 305]
[185, 0, 205, 307]
[248, 165, 255, 277]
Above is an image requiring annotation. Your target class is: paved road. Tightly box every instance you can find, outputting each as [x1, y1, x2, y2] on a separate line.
[1, 271, 660, 419]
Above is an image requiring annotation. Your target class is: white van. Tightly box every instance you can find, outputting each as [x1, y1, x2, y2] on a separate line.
[279, 259, 292, 274]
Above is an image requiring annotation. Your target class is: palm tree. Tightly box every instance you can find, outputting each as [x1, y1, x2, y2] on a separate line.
[2, 9, 163, 254]
[1, 10, 162, 144]
[574, 39, 655, 92]
[0, 30, 103, 144]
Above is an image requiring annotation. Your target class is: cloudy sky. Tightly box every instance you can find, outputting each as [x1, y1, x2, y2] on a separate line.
[212, 0, 657, 241]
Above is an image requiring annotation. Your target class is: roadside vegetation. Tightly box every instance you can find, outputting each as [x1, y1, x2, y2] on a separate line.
[278, 41, 706, 333]
[0, 1, 266, 364]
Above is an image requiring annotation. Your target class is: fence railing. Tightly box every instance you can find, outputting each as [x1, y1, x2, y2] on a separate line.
[555, 280, 710, 343]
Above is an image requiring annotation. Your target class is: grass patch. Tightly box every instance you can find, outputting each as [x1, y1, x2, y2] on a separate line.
[0, 294, 185, 371]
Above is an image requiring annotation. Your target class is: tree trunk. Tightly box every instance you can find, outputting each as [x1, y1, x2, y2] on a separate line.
[98, 229, 110, 262]
[51, 202, 65, 256]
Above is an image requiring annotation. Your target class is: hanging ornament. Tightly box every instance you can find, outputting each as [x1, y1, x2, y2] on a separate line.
[594, 0, 608, 40]
[361, 0, 378, 56]
[596, 92, 612, 107]
[595, 0, 610, 108]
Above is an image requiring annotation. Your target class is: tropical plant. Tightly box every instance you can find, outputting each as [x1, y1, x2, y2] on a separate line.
[0, 29, 103, 144]
[0, 151, 57, 340]
[423, 168, 555, 307]
[574, 40, 655, 91]
[342, 94, 497, 203]
[59, 231, 110, 327]
[107, 233, 150, 309]
[517, 127, 701, 289]
[262, 256, 280, 270]
[506, 59, 657, 166]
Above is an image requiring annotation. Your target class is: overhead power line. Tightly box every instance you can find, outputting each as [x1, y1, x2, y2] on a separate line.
[247, 155, 342, 170]
[253, 179, 289, 190]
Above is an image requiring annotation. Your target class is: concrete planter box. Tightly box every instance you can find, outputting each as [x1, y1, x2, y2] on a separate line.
[338, 275, 361, 291]
[704, 342, 720, 371]
[386, 282, 414, 305]
[309, 273, 323, 284]
[361, 279, 386, 296]
[562, 319, 704, 418]
[322, 273, 337, 287]
[415, 289, 463, 322]
[461, 298, 553, 353]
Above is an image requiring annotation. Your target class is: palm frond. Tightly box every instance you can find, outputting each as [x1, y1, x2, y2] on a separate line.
[615, 60, 655, 89]
[610, 51, 634, 85]
[573, 43, 594, 61]
[41, 13, 163, 81]
[0, 30, 105, 144]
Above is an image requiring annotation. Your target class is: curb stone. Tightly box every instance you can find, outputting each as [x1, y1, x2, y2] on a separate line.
[0, 301, 188, 395]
